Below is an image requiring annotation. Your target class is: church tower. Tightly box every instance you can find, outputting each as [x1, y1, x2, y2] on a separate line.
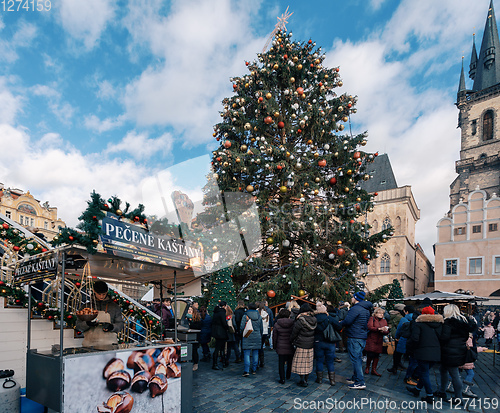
[453, 0, 500, 208]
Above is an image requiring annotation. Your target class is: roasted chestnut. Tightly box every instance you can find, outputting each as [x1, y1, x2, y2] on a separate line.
[150, 362, 167, 376]
[149, 373, 168, 398]
[158, 346, 178, 365]
[131, 370, 151, 394]
[106, 370, 131, 392]
[103, 358, 125, 379]
[127, 352, 154, 372]
[166, 363, 181, 379]
[145, 348, 161, 360]
[97, 391, 134, 413]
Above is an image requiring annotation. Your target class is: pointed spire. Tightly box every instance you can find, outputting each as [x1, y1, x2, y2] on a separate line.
[469, 34, 478, 79]
[473, 0, 500, 91]
[458, 57, 467, 94]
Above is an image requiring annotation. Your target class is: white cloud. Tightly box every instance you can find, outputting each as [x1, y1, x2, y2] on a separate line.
[0, 78, 23, 124]
[0, 20, 37, 63]
[58, 0, 117, 50]
[84, 114, 125, 133]
[105, 131, 174, 160]
[370, 0, 387, 10]
[31, 84, 75, 124]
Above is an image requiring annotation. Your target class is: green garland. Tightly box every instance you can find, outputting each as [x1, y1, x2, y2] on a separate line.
[0, 220, 48, 256]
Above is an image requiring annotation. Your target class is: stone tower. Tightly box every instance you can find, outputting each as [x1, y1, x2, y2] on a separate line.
[453, 0, 500, 208]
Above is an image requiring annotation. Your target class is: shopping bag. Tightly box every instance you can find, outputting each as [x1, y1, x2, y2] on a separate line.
[386, 339, 396, 355]
[243, 316, 254, 338]
[323, 323, 342, 343]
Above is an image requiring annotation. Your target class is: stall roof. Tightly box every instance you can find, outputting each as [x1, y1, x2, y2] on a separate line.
[401, 290, 489, 302]
[56, 246, 200, 285]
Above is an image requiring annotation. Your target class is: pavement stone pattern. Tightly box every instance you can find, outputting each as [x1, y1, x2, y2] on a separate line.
[192, 339, 500, 413]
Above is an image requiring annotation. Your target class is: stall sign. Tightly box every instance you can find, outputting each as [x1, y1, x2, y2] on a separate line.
[13, 251, 59, 285]
[99, 213, 202, 269]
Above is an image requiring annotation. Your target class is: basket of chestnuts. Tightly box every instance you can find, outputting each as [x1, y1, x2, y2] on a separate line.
[76, 307, 99, 322]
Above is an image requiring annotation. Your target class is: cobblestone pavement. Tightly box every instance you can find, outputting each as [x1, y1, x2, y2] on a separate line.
[192, 340, 500, 413]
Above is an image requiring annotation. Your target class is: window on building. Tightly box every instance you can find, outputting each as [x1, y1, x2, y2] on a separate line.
[483, 110, 494, 141]
[454, 227, 466, 235]
[445, 259, 458, 275]
[30, 218, 34, 226]
[19, 215, 23, 225]
[469, 258, 483, 275]
[495, 257, 500, 273]
[472, 119, 477, 135]
[382, 217, 392, 231]
[472, 225, 482, 233]
[44, 221, 48, 229]
[380, 253, 390, 273]
[5, 211, 11, 218]
[489, 223, 498, 232]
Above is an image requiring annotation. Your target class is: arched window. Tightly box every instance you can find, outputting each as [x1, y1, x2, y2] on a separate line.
[483, 110, 494, 141]
[382, 217, 392, 231]
[380, 253, 390, 273]
[18, 203, 36, 215]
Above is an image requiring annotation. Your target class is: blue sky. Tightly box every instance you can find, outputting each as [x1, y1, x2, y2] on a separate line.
[0, 0, 493, 264]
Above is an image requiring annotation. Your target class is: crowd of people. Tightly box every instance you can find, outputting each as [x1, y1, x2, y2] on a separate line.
[147, 292, 496, 403]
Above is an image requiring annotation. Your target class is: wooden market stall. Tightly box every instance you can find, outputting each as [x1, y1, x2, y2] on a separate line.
[14, 214, 203, 413]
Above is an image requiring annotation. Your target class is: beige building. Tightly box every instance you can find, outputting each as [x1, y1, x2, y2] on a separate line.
[0, 184, 66, 241]
[434, 2, 500, 299]
[360, 154, 433, 296]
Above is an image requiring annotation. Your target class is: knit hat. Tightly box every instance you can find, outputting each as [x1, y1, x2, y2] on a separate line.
[299, 303, 312, 314]
[394, 303, 405, 311]
[316, 303, 327, 313]
[93, 280, 109, 294]
[421, 306, 435, 315]
[353, 291, 365, 301]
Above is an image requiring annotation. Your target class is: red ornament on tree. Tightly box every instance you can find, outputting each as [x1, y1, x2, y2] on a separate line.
[69, 236, 74, 241]
[267, 290, 276, 298]
[277, 121, 285, 129]
[258, 96, 263, 102]
[353, 152, 361, 159]
[2, 223, 9, 229]
[13, 246, 20, 251]
[75, 282, 81, 288]
[264, 116, 273, 124]
[329, 177, 337, 185]
[296, 87, 304, 95]
[318, 159, 327, 167]
[308, 39, 312, 44]
[337, 248, 345, 256]
[224, 140, 231, 148]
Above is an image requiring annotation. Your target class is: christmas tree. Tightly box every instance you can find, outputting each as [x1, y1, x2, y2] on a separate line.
[206, 267, 237, 312]
[203, 29, 391, 305]
[386, 279, 404, 310]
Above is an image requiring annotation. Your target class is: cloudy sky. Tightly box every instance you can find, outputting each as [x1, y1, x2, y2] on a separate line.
[0, 0, 492, 264]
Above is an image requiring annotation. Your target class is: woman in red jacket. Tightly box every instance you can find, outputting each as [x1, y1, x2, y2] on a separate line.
[364, 307, 389, 376]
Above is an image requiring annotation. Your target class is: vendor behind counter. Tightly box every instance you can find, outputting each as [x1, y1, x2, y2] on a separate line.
[75, 281, 124, 348]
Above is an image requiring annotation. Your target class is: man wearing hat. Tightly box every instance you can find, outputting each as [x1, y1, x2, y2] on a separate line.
[76, 280, 124, 348]
[341, 291, 373, 389]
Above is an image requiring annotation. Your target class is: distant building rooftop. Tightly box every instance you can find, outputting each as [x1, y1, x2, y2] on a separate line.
[360, 153, 398, 193]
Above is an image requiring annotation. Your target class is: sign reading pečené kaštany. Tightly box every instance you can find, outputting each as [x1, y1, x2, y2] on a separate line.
[14, 251, 59, 284]
[98, 213, 202, 269]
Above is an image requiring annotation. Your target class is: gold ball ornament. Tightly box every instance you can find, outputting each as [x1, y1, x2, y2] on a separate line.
[298, 289, 306, 297]
[297, 64, 303, 70]
[344, 260, 350, 266]
[337, 240, 343, 245]
[315, 177, 320, 183]
[241, 145, 248, 151]
[266, 93, 272, 99]
[290, 77, 295, 83]
[266, 237, 274, 244]
[362, 249, 368, 255]
[246, 185, 254, 192]
[344, 187, 350, 192]
[236, 157, 241, 163]
[356, 197, 362, 202]
[280, 186, 288, 193]
[116, 209, 123, 216]
[273, 64, 279, 70]
[244, 123, 251, 130]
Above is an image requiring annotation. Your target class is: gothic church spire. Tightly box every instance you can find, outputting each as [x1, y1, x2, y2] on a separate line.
[472, 0, 500, 91]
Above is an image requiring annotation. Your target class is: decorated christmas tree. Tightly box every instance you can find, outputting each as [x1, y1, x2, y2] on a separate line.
[386, 279, 405, 310]
[202, 27, 391, 305]
[206, 267, 237, 312]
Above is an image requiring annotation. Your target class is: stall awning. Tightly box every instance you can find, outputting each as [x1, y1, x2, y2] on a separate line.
[401, 290, 489, 302]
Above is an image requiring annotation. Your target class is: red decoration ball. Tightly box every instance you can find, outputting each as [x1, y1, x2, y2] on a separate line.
[149, 320, 153, 325]
[67, 315, 73, 319]
[75, 282, 81, 288]
[37, 302, 44, 307]
[278, 121, 285, 129]
[353, 152, 361, 159]
[144, 219, 147, 223]
[15, 299, 21, 304]
[296, 87, 304, 95]
[69, 236, 74, 241]
[349, 220, 355, 224]
[134, 216, 139, 221]
[224, 140, 231, 148]
[329, 177, 337, 185]
[319, 82, 323, 87]
[308, 39, 312, 44]
[48, 315, 54, 320]
[297, 129, 302, 134]
[2, 223, 9, 229]
[92, 215, 97, 220]
[42, 248, 47, 252]
[104, 204, 109, 209]
[337, 248, 345, 256]
[0, 281, 4, 286]
[258, 96, 263, 102]
[345, 291, 349, 294]
[245, 61, 249, 66]
[374, 192, 378, 196]
[267, 290, 276, 298]
[264, 116, 273, 125]
[142, 310, 146, 314]
[233, 84, 237, 90]
[13, 246, 20, 251]
[318, 159, 327, 167]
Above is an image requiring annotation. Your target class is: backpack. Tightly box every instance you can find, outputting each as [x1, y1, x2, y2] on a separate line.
[323, 322, 342, 343]
[400, 321, 412, 339]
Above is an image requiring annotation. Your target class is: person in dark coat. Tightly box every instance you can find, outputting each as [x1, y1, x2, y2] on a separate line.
[188, 308, 202, 371]
[211, 301, 229, 370]
[240, 302, 263, 376]
[314, 303, 342, 385]
[233, 300, 246, 357]
[290, 303, 317, 387]
[272, 308, 295, 384]
[364, 306, 389, 376]
[434, 304, 476, 400]
[341, 291, 373, 389]
[199, 306, 212, 361]
[406, 306, 443, 402]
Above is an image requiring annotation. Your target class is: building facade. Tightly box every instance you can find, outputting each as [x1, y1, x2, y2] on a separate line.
[360, 154, 433, 296]
[0, 184, 66, 241]
[435, 1, 500, 299]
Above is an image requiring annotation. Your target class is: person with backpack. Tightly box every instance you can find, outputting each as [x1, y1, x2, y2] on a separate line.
[240, 302, 263, 376]
[314, 302, 342, 385]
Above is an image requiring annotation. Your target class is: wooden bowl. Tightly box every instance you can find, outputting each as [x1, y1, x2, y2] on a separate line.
[76, 308, 98, 322]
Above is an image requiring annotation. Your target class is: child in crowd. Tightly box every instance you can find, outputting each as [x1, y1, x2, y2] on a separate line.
[481, 322, 495, 347]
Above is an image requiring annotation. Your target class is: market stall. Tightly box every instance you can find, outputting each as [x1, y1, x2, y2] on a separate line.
[14, 212, 203, 413]
[401, 290, 489, 314]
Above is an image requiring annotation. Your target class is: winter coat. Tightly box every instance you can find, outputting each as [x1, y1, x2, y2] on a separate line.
[314, 312, 342, 343]
[337, 306, 349, 321]
[395, 313, 415, 354]
[240, 309, 263, 350]
[234, 307, 246, 334]
[365, 316, 389, 354]
[260, 309, 270, 335]
[153, 303, 173, 330]
[482, 325, 495, 339]
[341, 300, 373, 339]
[188, 318, 203, 341]
[76, 296, 124, 333]
[290, 313, 317, 349]
[199, 314, 212, 344]
[440, 317, 475, 367]
[272, 317, 295, 355]
[211, 306, 229, 340]
[290, 307, 300, 320]
[408, 313, 443, 362]
[265, 306, 274, 329]
[389, 310, 403, 338]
